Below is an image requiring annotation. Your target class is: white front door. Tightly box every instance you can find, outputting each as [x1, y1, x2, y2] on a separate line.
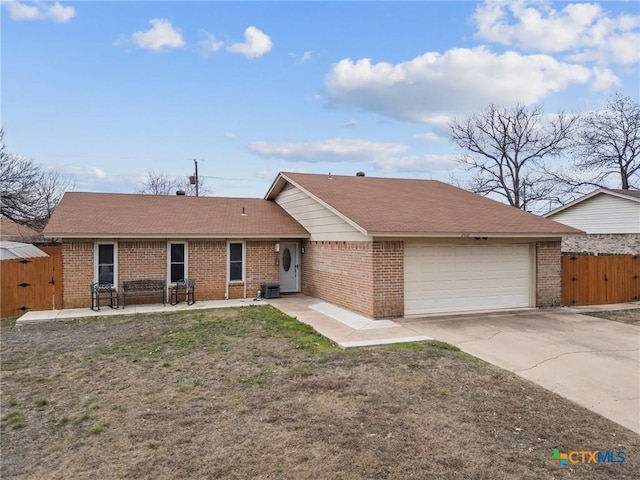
[279, 242, 299, 292]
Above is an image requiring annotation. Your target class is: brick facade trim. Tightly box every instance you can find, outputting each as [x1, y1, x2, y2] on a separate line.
[61, 237, 563, 316]
[536, 241, 562, 307]
[61, 238, 280, 308]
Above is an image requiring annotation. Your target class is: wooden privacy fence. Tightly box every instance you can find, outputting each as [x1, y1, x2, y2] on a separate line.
[562, 254, 640, 306]
[1, 246, 63, 318]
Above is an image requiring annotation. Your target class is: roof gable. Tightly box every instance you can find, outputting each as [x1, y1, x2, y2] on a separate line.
[268, 172, 582, 236]
[544, 189, 640, 234]
[44, 193, 309, 238]
[546, 188, 640, 217]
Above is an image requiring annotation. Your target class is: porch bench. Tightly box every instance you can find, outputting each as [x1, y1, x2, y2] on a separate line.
[169, 278, 196, 305]
[121, 279, 166, 309]
[90, 282, 118, 311]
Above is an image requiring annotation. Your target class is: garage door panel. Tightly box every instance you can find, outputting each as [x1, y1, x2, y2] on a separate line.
[404, 244, 531, 315]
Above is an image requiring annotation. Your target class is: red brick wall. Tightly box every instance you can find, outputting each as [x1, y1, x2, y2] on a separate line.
[117, 240, 165, 305]
[189, 240, 226, 301]
[119, 240, 166, 285]
[246, 240, 279, 299]
[301, 241, 375, 317]
[300, 240, 404, 318]
[536, 241, 562, 307]
[372, 241, 404, 317]
[62, 241, 94, 308]
[60, 238, 280, 307]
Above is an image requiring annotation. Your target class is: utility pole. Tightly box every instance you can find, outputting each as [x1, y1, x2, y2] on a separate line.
[193, 159, 199, 197]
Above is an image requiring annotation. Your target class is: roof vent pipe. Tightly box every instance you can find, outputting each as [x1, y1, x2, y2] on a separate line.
[176, 190, 186, 196]
[356, 171, 365, 177]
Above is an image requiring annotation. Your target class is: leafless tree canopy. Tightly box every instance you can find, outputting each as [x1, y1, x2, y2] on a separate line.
[138, 169, 210, 196]
[449, 104, 576, 211]
[0, 130, 70, 230]
[573, 94, 639, 190]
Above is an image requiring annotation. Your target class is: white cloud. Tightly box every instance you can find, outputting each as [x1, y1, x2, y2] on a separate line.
[227, 26, 273, 59]
[300, 51, 312, 63]
[589, 67, 622, 92]
[414, 132, 444, 142]
[325, 46, 593, 125]
[373, 154, 457, 174]
[199, 33, 224, 55]
[2, 0, 75, 22]
[473, 0, 640, 65]
[57, 164, 107, 179]
[247, 137, 456, 174]
[222, 132, 236, 139]
[249, 137, 408, 163]
[116, 19, 186, 52]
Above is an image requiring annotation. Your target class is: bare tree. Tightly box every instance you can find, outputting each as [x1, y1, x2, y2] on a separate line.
[572, 94, 639, 190]
[0, 130, 70, 229]
[138, 169, 210, 196]
[449, 104, 577, 211]
[138, 170, 180, 195]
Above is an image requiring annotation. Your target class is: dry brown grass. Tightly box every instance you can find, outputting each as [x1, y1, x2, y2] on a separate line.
[2, 306, 638, 479]
[584, 308, 640, 326]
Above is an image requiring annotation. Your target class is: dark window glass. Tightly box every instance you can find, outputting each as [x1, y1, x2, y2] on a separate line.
[171, 264, 185, 283]
[283, 248, 291, 272]
[97, 244, 114, 285]
[230, 243, 242, 262]
[98, 244, 114, 265]
[98, 265, 114, 284]
[170, 243, 186, 283]
[229, 243, 243, 281]
[171, 243, 184, 263]
[230, 263, 242, 282]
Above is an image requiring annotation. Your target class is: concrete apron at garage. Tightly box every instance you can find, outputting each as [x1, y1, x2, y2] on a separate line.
[399, 305, 640, 434]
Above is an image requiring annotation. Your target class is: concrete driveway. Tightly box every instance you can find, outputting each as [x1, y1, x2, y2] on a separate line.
[400, 309, 640, 434]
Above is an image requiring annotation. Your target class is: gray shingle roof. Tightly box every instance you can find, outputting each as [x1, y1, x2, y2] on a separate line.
[44, 193, 309, 238]
[269, 172, 582, 236]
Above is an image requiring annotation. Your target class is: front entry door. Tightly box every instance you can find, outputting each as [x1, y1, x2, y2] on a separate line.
[279, 242, 299, 293]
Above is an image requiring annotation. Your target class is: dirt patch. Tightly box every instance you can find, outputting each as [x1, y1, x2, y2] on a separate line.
[2, 306, 638, 479]
[584, 308, 640, 326]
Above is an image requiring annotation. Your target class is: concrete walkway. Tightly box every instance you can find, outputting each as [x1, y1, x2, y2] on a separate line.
[267, 295, 431, 348]
[15, 298, 266, 324]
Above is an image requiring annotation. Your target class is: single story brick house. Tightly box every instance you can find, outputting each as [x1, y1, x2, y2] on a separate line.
[44, 172, 581, 317]
[544, 188, 640, 255]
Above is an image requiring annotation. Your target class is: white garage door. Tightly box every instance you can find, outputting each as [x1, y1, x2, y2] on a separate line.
[404, 244, 532, 315]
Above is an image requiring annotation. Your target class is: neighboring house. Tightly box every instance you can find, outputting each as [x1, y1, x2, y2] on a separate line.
[0, 218, 44, 244]
[545, 189, 640, 254]
[43, 172, 581, 317]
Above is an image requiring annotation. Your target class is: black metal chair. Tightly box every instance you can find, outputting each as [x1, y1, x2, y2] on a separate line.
[169, 278, 195, 305]
[90, 282, 118, 311]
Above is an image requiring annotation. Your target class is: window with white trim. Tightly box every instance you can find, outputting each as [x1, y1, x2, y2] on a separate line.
[168, 242, 187, 283]
[95, 242, 117, 286]
[228, 242, 244, 282]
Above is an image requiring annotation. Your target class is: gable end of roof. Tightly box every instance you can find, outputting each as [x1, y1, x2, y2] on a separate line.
[545, 188, 640, 217]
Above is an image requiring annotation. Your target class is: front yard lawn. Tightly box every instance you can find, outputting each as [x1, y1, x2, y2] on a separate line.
[2, 306, 638, 479]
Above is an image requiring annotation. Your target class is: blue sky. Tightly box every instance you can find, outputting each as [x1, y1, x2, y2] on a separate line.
[2, 0, 639, 198]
